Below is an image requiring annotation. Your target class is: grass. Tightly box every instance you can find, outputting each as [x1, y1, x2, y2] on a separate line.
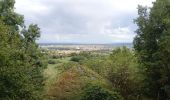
[44, 54, 113, 100]
[43, 57, 74, 99]
[44, 57, 72, 83]
[43, 56, 114, 100]
[44, 66, 113, 100]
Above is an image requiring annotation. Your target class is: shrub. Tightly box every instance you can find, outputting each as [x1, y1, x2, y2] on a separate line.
[52, 55, 60, 59]
[79, 84, 123, 100]
[57, 62, 78, 71]
[70, 56, 85, 62]
[108, 47, 141, 99]
[48, 60, 56, 64]
[79, 51, 91, 58]
[69, 53, 77, 57]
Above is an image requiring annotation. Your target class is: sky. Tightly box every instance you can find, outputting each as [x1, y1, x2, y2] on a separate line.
[15, 0, 155, 44]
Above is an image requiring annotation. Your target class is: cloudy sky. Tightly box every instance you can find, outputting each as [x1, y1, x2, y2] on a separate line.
[15, 0, 155, 44]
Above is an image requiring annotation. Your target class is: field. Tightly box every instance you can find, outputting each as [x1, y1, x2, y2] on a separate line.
[41, 44, 138, 100]
[43, 48, 111, 99]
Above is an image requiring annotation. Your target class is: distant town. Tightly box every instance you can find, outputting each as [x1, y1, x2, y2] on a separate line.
[39, 43, 133, 55]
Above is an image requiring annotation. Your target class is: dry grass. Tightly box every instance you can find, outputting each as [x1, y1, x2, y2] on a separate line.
[44, 63, 113, 100]
[45, 68, 83, 100]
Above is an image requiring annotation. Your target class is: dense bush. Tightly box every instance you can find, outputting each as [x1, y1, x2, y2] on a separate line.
[79, 84, 123, 100]
[108, 47, 141, 99]
[80, 47, 141, 99]
[0, 0, 46, 99]
[52, 55, 60, 59]
[57, 62, 78, 71]
[70, 56, 85, 62]
[48, 60, 56, 64]
[82, 55, 110, 77]
[79, 51, 92, 58]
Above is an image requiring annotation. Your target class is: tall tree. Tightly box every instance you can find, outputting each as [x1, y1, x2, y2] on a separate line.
[0, 0, 24, 33]
[134, 0, 170, 99]
[0, 0, 46, 99]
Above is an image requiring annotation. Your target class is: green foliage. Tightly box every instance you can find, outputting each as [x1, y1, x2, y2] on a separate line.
[48, 60, 56, 64]
[52, 55, 60, 59]
[134, 0, 170, 99]
[108, 47, 141, 100]
[83, 55, 110, 77]
[0, 0, 46, 99]
[79, 84, 123, 100]
[44, 55, 115, 100]
[0, 0, 24, 30]
[46, 67, 83, 100]
[76, 47, 141, 100]
[57, 61, 78, 71]
[79, 51, 92, 58]
[70, 56, 85, 62]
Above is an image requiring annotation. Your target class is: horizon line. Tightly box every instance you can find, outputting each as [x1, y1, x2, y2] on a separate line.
[38, 42, 133, 45]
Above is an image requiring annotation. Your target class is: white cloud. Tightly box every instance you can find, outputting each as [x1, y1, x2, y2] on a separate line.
[107, 27, 136, 42]
[15, 0, 155, 43]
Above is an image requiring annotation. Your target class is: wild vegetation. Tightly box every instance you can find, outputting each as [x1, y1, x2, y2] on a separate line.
[134, 0, 170, 99]
[1, 0, 170, 100]
[0, 0, 46, 99]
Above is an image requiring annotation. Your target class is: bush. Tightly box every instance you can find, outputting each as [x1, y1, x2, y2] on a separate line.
[69, 53, 77, 57]
[79, 84, 123, 100]
[79, 51, 91, 58]
[70, 56, 85, 62]
[108, 47, 141, 99]
[82, 55, 110, 77]
[52, 55, 60, 59]
[48, 60, 56, 64]
[57, 62, 78, 71]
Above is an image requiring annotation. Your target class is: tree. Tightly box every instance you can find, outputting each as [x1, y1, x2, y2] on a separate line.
[134, 0, 170, 99]
[0, 0, 46, 99]
[108, 47, 140, 100]
[0, 0, 24, 29]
